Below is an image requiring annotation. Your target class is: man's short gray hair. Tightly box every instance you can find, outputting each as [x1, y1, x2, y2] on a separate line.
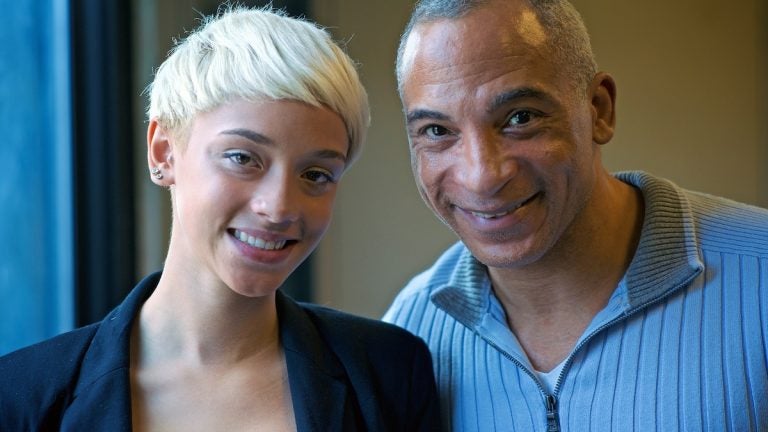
[148, 6, 370, 165]
[395, 0, 598, 95]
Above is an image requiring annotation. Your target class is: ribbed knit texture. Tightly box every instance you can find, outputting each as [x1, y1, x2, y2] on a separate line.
[384, 172, 768, 431]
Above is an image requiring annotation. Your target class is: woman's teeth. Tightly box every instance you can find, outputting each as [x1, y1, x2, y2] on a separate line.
[233, 229, 287, 250]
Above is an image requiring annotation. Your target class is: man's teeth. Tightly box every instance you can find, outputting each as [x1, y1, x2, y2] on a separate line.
[470, 210, 511, 219]
[470, 197, 533, 219]
[234, 230, 287, 250]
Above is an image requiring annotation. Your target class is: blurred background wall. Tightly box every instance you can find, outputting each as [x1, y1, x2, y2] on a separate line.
[1, 0, 765, 354]
[132, 0, 768, 318]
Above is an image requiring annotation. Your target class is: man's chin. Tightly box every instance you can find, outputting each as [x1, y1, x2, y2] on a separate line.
[459, 227, 556, 268]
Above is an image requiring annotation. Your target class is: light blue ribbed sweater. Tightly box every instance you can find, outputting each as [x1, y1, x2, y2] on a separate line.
[384, 172, 768, 431]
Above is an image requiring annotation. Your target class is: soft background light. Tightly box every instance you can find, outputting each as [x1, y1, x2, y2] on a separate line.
[1, 0, 765, 355]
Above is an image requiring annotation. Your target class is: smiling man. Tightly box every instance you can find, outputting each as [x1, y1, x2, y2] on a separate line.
[383, 0, 768, 430]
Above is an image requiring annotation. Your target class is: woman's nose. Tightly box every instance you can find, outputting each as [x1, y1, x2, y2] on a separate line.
[250, 172, 300, 226]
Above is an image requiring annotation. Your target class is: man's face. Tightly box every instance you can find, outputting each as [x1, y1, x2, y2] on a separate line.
[400, 1, 605, 269]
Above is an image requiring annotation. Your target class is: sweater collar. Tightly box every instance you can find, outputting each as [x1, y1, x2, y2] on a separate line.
[613, 171, 704, 308]
[431, 171, 704, 328]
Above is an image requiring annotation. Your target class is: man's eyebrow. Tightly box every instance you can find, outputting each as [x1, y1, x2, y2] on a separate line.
[488, 88, 554, 113]
[220, 128, 273, 144]
[405, 109, 451, 125]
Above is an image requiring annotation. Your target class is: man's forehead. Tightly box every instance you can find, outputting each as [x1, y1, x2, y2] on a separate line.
[401, 4, 548, 79]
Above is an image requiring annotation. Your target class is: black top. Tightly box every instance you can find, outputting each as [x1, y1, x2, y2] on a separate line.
[0, 272, 441, 431]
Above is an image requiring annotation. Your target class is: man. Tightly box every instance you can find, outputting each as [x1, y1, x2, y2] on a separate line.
[383, 0, 768, 430]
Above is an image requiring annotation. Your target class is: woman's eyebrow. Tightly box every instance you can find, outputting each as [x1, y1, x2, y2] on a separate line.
[220, 128, 273, 145]
[310, 149, 347, 164]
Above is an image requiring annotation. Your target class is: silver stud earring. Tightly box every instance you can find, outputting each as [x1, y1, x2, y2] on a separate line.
[151, 167, 163, 180]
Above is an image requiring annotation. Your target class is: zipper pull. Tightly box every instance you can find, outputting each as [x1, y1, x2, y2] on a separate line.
[545, 394, 560, 432]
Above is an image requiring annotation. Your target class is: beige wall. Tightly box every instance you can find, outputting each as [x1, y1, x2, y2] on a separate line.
[573, 0, 767, 206]
[133, 0, 767, 318]
[310, 0, 458, 315]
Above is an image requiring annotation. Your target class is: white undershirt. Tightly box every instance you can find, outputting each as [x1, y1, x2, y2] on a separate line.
[488, 290, 568, 394]
[534, 361, 566, 395]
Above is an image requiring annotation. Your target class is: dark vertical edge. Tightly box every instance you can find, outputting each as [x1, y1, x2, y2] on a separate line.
[71, 0, 136, 325]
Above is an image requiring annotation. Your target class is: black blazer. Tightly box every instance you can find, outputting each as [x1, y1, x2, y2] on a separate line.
[0, 273, 441, 431]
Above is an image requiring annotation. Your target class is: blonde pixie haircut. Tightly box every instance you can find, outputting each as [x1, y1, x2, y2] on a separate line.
[148, 6, 370, 166]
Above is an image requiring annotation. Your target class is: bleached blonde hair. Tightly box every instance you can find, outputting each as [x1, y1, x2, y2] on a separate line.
[148, 6, 370, 166]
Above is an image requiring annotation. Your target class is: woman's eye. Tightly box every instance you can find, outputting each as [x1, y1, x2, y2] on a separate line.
[303, 169, 334, 184]
[225, 151, 255, 166]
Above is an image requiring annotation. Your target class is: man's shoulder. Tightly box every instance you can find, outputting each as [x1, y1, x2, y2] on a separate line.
[685, 187, 768, 219]
[619, 171, 768, 257]
[382, 241, 469, 328]
[0, 324, 99, 429]
[685, 189, 768, 256]
[394, 241, 469, 300]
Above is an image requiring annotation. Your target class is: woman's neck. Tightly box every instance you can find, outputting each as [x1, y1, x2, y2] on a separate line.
[133, 266, 280, 368]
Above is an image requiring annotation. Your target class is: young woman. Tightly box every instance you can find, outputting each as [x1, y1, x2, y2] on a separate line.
[0, 7, 440, 431]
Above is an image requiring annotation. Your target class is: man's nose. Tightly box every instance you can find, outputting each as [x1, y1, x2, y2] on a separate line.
[455, 133, 517, 196]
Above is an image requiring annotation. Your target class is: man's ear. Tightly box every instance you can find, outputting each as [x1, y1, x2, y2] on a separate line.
[146, 119, 175, 186]
[589, 72, 617, 145]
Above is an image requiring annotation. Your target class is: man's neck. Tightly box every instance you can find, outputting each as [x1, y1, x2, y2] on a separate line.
[490, 174, 644, 372]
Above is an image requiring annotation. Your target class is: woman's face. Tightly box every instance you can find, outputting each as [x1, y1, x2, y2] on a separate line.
[159, 99, 348, 297]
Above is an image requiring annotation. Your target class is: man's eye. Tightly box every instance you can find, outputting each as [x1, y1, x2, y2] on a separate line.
[424, 125, 450, 138]
[507, 110, 535, 126]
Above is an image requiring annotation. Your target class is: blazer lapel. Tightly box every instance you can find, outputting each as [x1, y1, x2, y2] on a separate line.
[276, 292, 353, 432]
[57, 276, 353, 431]
[62, 273, 160, 431]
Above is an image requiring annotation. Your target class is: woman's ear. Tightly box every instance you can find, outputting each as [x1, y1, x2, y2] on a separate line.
[589, 72, 617, 145]
[147, 119, 175, 186]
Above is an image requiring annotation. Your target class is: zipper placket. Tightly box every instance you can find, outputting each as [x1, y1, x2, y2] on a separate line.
[478, 336, 561, 431]
[545, 394, 560, 432]
[477, 271, 699, 431]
